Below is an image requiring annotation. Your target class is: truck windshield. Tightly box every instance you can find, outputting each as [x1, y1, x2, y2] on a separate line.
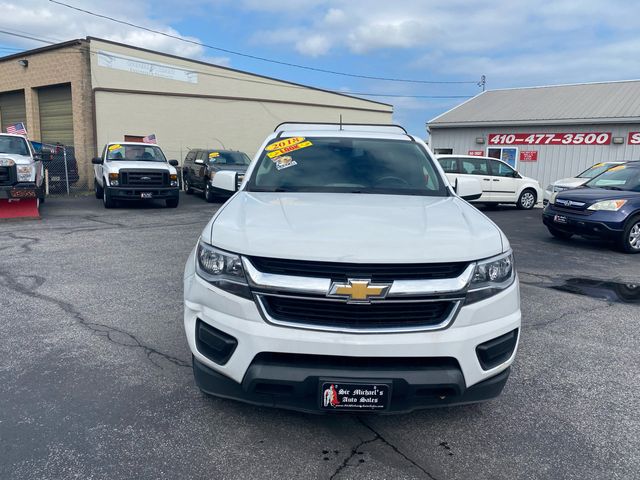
[246, 137, 447, 196]
[0, 136, 29, 156]
[106, 144, 167, 162]
[208, 151, 251, 166]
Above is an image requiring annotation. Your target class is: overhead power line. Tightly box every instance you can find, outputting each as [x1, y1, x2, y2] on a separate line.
[48, 0, 479, 86]
[0, 29, 473, 101]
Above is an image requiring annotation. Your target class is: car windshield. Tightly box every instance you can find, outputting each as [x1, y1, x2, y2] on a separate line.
[106, 144, 166, 162]
[208, 151, 251, 166]
[0, 136, 29, 156]
[246, 137, 447, 196]
[585, 165, 640, 191]
[578, 163, 619, 178]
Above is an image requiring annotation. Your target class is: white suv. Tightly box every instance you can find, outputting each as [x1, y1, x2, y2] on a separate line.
[184, 123, 521, 413]
[92, 142, 180, 208]
[437, 154, 542, 209]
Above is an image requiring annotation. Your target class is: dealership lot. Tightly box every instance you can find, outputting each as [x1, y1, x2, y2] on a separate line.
[1, 195, 638, 479]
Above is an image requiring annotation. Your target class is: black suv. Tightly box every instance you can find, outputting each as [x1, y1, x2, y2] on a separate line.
[183, 149, 251, 202]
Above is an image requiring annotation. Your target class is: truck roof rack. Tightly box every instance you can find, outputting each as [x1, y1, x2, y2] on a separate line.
[274, 122, 408, 136]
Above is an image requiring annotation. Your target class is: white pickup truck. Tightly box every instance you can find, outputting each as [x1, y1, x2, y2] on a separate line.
[92, 142, 180, 208]
[184, 123, 521, 414]
[0, 133, 50, 207]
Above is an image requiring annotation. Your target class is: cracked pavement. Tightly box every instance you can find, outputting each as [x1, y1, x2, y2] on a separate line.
[1, 197, 639, 479]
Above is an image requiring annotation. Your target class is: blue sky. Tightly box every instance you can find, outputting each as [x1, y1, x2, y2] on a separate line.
[2, 0, 640, 137]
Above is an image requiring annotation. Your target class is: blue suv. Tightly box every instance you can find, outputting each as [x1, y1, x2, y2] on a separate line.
[543, 162, 640, 253]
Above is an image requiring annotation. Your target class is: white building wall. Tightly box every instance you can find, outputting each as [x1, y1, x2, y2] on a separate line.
[94, 91, 392, 161]
[430, 124, 640, 188]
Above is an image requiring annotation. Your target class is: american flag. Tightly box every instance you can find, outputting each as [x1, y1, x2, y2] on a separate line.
[142, 133, 156, 144]
[6, 122, 27, 136]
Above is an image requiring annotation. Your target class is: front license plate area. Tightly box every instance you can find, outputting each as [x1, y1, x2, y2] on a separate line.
[141, 192, 153, 198]
[320, 381, 390, 412]
[554, 215, 567, 224]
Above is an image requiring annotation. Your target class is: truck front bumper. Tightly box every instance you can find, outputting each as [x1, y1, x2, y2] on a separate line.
[0, 183, 43, 200]
[108, 186, 179, 200]
[184, 251, 521, 414]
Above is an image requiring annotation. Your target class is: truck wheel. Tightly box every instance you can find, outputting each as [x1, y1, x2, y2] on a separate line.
[618, 215, 640, 253]
[95, 179, 103, 199]
[103, 184, 115, 209]
[547, 226, 572, 240]
[205, 182, 216, 203]
[517, 189, 537, 210]
[166, 198, 179, 208]
[184, 177, 194, 194]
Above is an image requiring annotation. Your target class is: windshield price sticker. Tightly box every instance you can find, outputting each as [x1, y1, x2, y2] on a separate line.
[321, 382, 390, 411]
[488, 133, 612, 145]
[108, 144, 122, 151]
[267, 140, 313, 158]
[209, 152, 220, 158]
[266, 137, 305, 151]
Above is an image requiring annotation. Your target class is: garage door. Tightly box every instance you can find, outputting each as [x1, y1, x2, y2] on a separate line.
[38, 84, 74, 146]
[0, 90, 27, 133]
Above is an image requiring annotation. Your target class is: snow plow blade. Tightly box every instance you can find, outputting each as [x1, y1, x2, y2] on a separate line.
[0, 199, 40, 220]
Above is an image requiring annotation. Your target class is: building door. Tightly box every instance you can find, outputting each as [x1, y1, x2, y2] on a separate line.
[38, 84, 74, 146]
[0, 90, 27, 133]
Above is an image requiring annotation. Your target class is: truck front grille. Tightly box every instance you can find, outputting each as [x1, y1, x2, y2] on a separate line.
[258, 294, 458, 331]
[0, 165, 16, 186]
[120, 170, 168, 187]
[247, 257, 469, 282]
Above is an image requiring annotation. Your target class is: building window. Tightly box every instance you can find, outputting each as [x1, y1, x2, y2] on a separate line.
[487, 147, 518, 169]
[434, 148, 453, 154]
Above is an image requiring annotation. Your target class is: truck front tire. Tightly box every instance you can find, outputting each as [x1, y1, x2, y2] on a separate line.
[103, 184, 115, 209]
[95, 179, 103, 199]
[166, 197, 179, 208]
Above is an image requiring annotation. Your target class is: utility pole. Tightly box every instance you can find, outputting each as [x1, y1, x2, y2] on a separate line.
[478, 75, 486, 91]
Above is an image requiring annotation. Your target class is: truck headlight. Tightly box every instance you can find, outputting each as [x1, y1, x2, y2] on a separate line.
[466, 250, 515, 304]
[196, 240, 251, 298]
[17, 165, 35, 181]
[587, 199, 627, 211]
[170, 174, 178, 187]
[0, 158, 16, 167]
[108, 172, 119, 186]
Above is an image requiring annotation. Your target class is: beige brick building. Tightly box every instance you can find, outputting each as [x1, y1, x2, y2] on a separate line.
[0, 37, 392, 191]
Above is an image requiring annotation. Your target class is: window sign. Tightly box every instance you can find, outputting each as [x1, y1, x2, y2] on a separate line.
[487, 147, 518, 169]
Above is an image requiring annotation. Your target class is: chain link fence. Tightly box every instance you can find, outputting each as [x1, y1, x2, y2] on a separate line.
[32, 142, 91, 195]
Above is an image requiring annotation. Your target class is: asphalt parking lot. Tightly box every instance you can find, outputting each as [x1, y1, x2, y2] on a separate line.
[1, 194, 638, 480]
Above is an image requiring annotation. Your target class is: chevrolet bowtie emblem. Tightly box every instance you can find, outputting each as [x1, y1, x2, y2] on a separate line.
[328, 279, 392, 303]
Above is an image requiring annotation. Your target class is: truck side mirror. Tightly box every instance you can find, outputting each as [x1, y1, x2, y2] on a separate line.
[92, 157, 104, 165]
[35, 152, 52, 162]
[169, 159, 179, 166]
[210, 170, 238, 193]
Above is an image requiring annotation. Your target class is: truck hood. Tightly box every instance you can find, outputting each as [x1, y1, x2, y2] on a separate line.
[104, 161, 176, 174]
[205, 192, 505, 263]
[553, 177, 587, 189]
[0, 153, 32, 165]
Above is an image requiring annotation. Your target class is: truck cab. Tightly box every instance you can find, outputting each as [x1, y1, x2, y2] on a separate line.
[92, 142, 180, 208]
[0, 133, 49, 207]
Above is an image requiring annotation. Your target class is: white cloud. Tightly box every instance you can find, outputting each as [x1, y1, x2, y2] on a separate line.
[0, 0, 220, 62]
